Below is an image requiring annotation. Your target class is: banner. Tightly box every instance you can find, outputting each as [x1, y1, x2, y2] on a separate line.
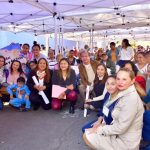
[0, 43, 24, 69]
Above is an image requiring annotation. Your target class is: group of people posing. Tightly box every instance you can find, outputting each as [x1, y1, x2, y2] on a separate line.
[0, 43, 79, 114]
[0, 38, 150, 150]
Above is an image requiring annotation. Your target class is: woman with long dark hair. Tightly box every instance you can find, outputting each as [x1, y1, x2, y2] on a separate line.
[82, 75, 118, 133]
[52, 58, 77, 114]
[27, 58, 52, 110]
[7, 60, 25, 85]
[122, 60, 146, 93]
[0, 55, 9, 109]
[84, 63, 108, 110]
[118, 39, 134, 67]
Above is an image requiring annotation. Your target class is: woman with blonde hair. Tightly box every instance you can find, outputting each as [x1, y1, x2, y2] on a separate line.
[83, 68, 144, 150]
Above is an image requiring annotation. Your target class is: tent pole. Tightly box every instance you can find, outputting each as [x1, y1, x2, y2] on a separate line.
[89, 29, 92, 50]
[54, 15, 58, 55]
[58, 24, 61, 54]
[61, 17, 64, 55]
[91, 29, 94, 52]
[45, 34, 49, 56]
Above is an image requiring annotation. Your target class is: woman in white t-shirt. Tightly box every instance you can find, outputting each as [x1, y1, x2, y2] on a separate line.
[118, 39, 134, 67]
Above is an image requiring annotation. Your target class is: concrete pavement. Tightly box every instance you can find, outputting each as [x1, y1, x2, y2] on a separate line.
[0, 106, 96, 150]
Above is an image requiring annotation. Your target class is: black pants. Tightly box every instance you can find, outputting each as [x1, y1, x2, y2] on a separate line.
[1, 94, 10, 102]
[30, 92, 51, 110]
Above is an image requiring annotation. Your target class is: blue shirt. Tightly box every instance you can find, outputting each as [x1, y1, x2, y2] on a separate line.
[98, 92, 120, 125]
[7, 84, 30, 99]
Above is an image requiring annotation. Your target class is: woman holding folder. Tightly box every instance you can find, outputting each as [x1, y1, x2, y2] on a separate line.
[27, 58, 52, 110]
[52, 58, 77, 114]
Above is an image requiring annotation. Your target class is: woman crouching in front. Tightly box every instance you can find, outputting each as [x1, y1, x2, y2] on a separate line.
[51, 58, 77, 114]
[27, 58, 52, 110]
[82, 75, 118, 133]
[83, 68, 144, 150]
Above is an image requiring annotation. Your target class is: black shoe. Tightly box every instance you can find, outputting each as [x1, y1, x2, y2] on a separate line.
[33, 106, 40, 111]
[69, 105, 75, 114]
[0, 100, 3, 110]
[79, 105, 84, 110]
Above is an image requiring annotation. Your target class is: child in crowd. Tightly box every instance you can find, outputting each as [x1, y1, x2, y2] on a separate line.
[28, 60, 37, 72]
[7, 77, 31, 111]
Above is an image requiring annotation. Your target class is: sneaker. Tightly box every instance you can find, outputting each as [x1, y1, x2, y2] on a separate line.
[21, 108, 30, 112]
[33, 106, 40, 111]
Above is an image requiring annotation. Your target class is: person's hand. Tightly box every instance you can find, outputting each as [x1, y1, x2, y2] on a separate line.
[85, 99, 92, 103]
[38, 86, 46, 91]
[92, 116, 103, 128]
[10, 95, 13, 100]
[34, 85, 40, 91]
[24, 95, 29, 100]
[92, 121, 100, 129]
[85, 128, 97, 134]
[98, 116, 103, 123]
[20, 90, 25, 95]
[58, 92, 66, 100]
[89, 85, 93, 92]
[0, 93, 2, 97]
[144, 73, 149, 79]
[66, 84, 74, 90]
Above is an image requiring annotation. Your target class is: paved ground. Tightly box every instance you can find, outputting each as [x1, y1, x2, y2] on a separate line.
[0, 104, 96, 150]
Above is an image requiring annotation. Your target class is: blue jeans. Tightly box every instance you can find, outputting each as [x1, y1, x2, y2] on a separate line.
[82, 119, 98, 133]
[9, 98, 31, 109]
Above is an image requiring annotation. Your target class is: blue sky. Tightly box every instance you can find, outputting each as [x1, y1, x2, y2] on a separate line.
[0, 31, 79, 50]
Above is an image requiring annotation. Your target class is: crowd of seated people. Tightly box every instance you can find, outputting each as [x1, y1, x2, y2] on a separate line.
[0, 39, 150, 149]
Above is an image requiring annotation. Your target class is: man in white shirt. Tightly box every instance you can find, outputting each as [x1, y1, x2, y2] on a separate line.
[31, 44, 47, 62]
[47, 49, 57, 70]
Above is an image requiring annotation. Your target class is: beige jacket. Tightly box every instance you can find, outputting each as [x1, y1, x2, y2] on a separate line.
[78, 60, 98, 85]
[97, 85, 144, 150]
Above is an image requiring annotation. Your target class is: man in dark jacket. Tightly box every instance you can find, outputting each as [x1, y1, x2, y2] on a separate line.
[101, 52, 116, 75]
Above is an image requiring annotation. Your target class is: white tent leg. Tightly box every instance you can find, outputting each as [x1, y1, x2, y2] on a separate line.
[58, 25, 61, 53]
[45, 34, 49, 57]
[54, 15, 58, 55]
[91, 29, 94, 52]
[61, 17, 64, 55]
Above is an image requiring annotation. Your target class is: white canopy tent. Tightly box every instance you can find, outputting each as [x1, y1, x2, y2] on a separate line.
[0, 0, 150, 50]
